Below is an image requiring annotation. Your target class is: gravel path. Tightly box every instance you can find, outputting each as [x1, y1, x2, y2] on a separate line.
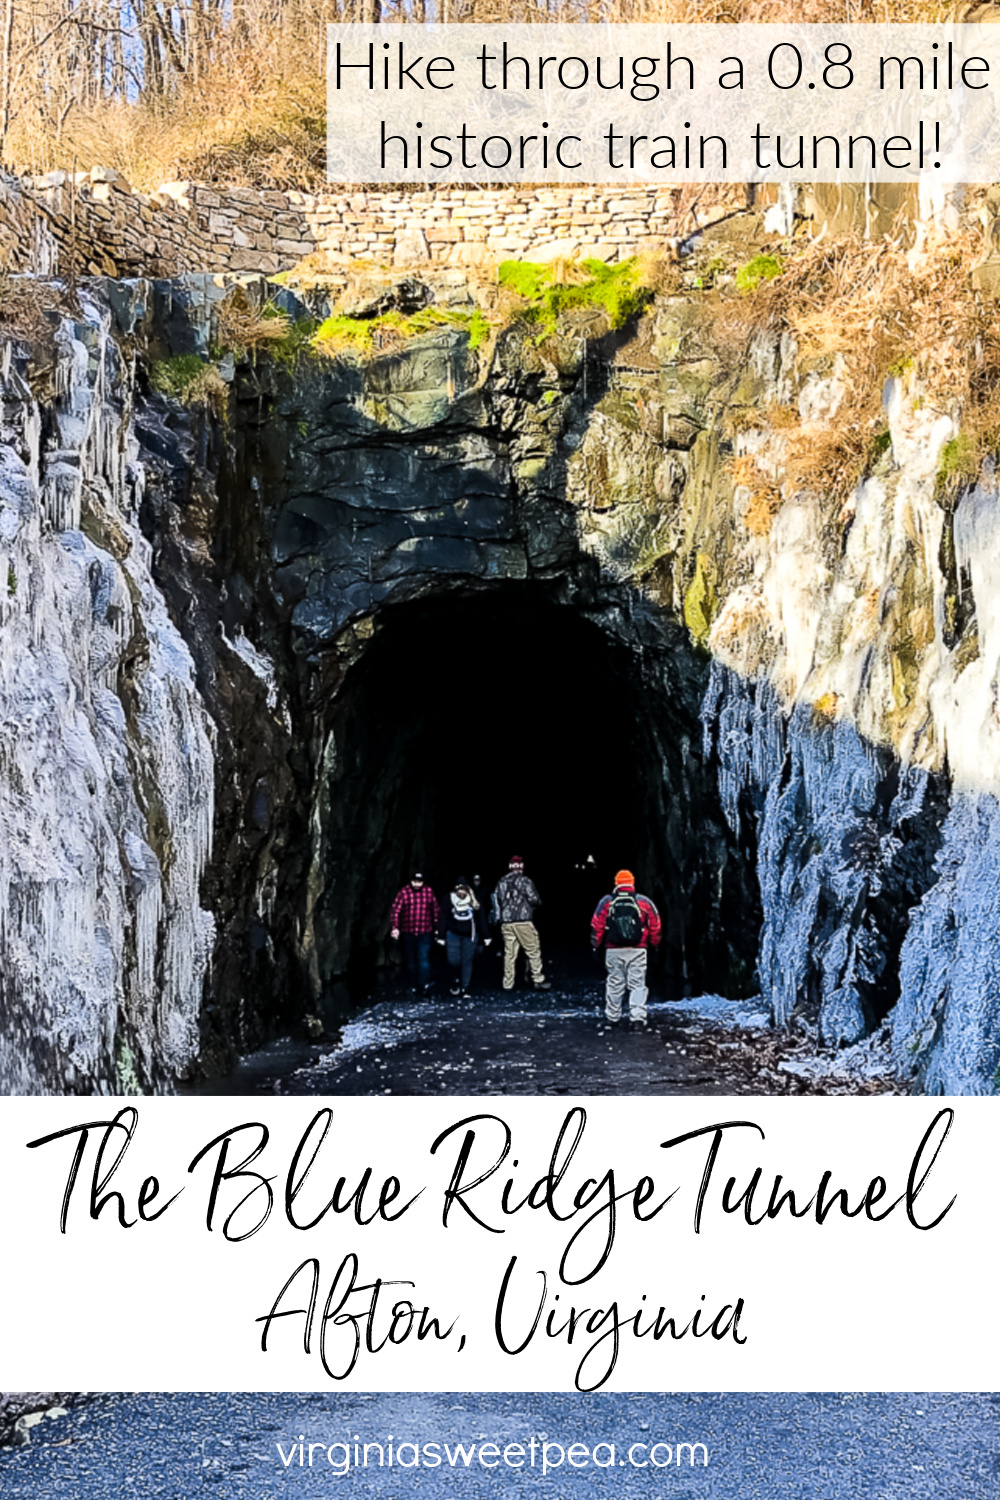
[207, 951, 899, 1097]
[2, 1391, 995, 1498]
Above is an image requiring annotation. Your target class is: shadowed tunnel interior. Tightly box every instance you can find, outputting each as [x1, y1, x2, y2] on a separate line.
[313, 585, 761, 1004]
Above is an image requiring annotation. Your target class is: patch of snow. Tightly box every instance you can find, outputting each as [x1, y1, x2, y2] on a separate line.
[777, 1027, 901, 1090]
[651, 994, 772, 1030]
[222, 627, 278, 710]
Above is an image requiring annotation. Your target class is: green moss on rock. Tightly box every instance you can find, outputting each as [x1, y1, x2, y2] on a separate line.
[684, 551, 719, 644]
[735, 254, 784, 293]
[498, 257, 652, 340]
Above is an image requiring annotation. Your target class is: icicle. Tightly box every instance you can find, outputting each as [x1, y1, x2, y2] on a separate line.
[0, 291, 215, 1093]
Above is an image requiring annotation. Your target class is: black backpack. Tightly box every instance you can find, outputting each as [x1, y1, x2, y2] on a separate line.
[605, 891, 644, 946]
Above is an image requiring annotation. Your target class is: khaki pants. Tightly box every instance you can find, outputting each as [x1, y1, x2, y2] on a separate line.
[605, 947, 648, 1021]
[502, 922, 545, 988]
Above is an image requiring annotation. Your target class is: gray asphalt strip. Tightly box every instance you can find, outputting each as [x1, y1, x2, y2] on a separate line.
[1, 1391, 996, 1498]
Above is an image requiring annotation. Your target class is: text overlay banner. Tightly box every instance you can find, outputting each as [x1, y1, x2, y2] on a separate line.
[1, 1096, 996, 1392]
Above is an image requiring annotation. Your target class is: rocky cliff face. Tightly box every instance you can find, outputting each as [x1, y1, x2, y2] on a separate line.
[1, 264, 997, 1093]
[569, 291, 999, 1094]
[0, 287, 214, 1093]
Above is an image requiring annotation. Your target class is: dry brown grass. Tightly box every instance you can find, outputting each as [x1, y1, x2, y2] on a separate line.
[216, 287, 292, 355]
[182, 363, 231, 412]
[0, 267, 77, 376]
[727, 451, 783, 534]
[633, 248, 684, 298]
[763, 401, 800, 431]
[21, 50, 328, 191]
[718, 227, 1000, 502]
[783, 408, 881, 501]
[558, 1, 948, 18]
[5, 0, 954, 188]
[0, 274, 58, 347]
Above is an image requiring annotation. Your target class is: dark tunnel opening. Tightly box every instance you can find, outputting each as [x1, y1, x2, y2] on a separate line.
[313, 584, 762, 1008]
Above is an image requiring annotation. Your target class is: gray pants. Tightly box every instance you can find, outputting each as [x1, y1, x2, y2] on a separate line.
[605, 947, 648, 1021]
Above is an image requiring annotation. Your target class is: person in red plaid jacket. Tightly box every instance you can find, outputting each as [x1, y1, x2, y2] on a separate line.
[389, 872, 440, 993]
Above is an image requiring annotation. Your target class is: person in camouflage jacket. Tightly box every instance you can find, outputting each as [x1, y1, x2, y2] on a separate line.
[493, 855, 551, 991]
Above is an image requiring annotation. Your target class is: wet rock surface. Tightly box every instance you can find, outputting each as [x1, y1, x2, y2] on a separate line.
[1, 1391, 995, 1498]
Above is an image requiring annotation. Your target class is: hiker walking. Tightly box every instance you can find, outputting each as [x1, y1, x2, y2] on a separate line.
[389, 872, 440, 993]
[591, 869, 661, 1027]
[471, 873, 490, 933]
[494, 855, 551, 991]
[438, 878, 491, 997]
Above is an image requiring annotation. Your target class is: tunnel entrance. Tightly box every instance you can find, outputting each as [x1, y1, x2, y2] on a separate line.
[310, 582, 762, 1007]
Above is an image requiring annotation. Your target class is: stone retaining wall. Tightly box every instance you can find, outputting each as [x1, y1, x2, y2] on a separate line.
[3, 169, 744, 279]
[4, 168, 965, 286]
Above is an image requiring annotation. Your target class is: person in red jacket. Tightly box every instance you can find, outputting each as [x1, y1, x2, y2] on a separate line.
[389, 872, 441, 993]
[590, 869, 661, 1028]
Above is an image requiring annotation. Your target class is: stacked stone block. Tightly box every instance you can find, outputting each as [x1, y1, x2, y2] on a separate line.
[3, 168, 741, 280]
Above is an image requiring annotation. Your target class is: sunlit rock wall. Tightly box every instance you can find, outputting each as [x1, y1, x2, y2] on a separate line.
[1, 267, 999, 1093]
[553, 286, 999, 1090]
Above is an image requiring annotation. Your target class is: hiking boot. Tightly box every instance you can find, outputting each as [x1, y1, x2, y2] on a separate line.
[631, 1016, 648, 1029]
[533, 979, 552, 991]
[449, 982, 461, 997]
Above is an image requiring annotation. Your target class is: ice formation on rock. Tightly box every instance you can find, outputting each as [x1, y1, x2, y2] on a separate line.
[0, 296, 213, 1093]
[700, 361, 1000, 1092]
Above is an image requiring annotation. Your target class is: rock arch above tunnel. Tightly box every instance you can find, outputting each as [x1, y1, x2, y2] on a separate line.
[206, 302, 765, 1037]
